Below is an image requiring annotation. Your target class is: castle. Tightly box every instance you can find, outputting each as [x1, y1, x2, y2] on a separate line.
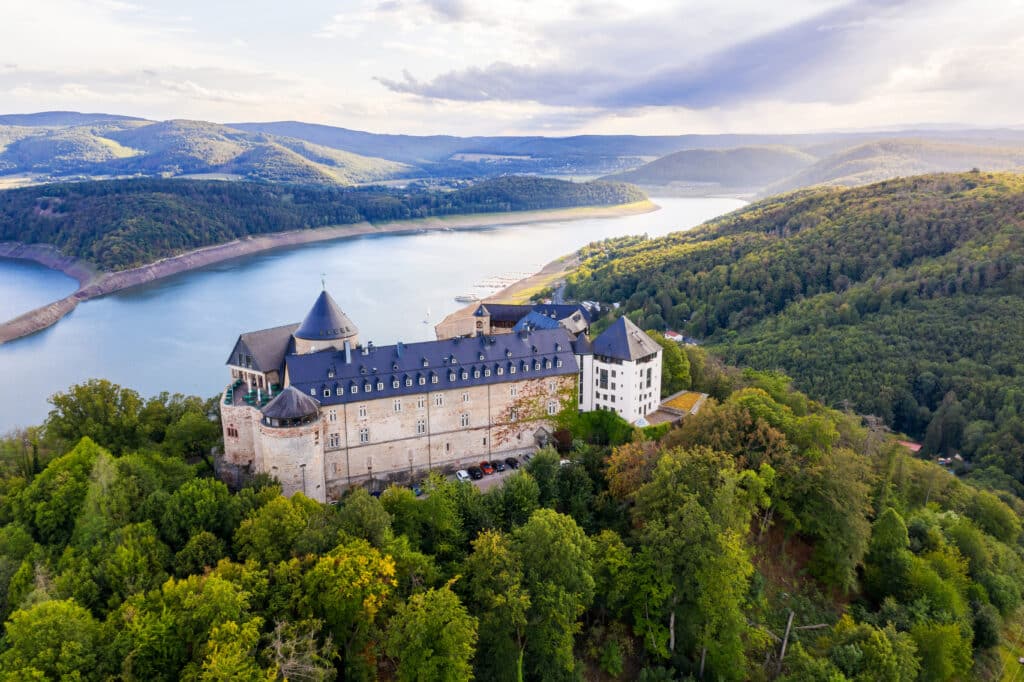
[219, 289, 662, 502]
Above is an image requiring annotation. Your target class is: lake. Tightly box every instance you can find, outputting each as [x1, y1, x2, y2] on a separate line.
[0, 197, 743, 430]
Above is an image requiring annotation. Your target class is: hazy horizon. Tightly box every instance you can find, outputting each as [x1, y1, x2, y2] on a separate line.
[2, 1, 1022, 137]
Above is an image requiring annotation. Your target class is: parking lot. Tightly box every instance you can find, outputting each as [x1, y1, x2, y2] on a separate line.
[451, 454, 531, 492]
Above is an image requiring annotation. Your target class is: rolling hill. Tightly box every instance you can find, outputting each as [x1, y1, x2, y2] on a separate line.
[600, 145, 817, 195]
[762, 139, 1024, 195]
[0, 118, 410, 186]
[566, 171, 1024, 495]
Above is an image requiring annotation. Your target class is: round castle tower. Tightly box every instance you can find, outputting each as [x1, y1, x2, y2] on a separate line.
[256, 386, 327, 501]
[293, 289, 359, 355]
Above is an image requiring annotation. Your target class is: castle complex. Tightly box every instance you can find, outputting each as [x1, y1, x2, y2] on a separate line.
[219, 289, 661, 502]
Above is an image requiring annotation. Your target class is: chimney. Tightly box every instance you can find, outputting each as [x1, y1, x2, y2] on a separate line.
[396, 341, 404, 358]
[344, 341, 352, 364]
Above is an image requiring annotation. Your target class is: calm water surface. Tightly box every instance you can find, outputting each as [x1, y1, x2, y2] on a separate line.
[0, 197, 743, 429]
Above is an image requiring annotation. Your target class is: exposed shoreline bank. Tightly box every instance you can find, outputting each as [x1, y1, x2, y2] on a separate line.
[0, 199, 657, 344]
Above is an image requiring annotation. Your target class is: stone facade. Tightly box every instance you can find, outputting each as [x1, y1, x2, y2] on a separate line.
[223, 374, 573, 502]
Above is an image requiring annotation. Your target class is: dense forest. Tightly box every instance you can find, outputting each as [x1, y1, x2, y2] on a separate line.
[566, 172, 1024, 498]
[1, 359, 1023, 680]
[0, 176, 645, 271]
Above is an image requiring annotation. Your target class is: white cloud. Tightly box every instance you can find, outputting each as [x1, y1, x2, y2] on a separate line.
[0, 0, 1019, 135]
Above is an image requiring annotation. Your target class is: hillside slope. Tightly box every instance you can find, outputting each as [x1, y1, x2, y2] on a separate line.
[601, 145, 816, 194]
[0, 176, 645, 270]
[0, 119, 409, 185]
[764, 139, 1024, 195]
[567, 172, 1024, 494]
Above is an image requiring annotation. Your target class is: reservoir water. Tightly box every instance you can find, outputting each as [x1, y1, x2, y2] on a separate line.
[0, 197, 743, 430]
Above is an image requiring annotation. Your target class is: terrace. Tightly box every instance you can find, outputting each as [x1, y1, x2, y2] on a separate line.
[223, 378, 281, 409]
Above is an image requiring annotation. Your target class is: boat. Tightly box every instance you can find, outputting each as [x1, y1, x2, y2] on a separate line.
[454, 294, 480, 303]
[422, 306, 431, 324]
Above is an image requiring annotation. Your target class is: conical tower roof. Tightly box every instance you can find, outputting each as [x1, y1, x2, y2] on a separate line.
[294, 290, 358, 342]
[592, 316, 661, 361]
[261, 386, 320, 420]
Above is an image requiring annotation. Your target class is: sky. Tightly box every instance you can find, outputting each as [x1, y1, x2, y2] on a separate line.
[1, 0, 1022, 136]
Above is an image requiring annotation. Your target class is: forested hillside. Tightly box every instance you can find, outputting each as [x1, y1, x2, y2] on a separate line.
[566, 172, 1024, 496]
[1, 367, 1021, 680]
[601, 146, 816, 194]
[0, 176, 645, 270]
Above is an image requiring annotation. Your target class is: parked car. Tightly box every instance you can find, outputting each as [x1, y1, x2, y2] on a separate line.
[455, 470, 471, 483]
[504, 457, 520, 470]
[491, 460, 506, 472]
[468, 466, 484, 480]
[559, 459, 571, 467]
[480, 461, 495, 475]
[522, 453, 533, 462]
[411, 484, 423, 496]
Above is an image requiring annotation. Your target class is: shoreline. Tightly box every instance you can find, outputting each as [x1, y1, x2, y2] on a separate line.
[0, 199, 658, 344]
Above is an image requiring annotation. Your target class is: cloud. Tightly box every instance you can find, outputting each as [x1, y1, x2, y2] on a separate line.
[376, 0, 928, 109]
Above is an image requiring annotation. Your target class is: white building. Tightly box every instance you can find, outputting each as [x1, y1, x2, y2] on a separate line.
[577, 316, 663, 424]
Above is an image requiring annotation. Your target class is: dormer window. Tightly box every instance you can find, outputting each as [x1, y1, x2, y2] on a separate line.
[377, 382, 384, 391]
[418, 376, 426, 386]
[474, 369, 480, 378]
[556, 359, 563, 367]
[422, 359, 429, 367]
[484, 368, 491, 377]
[351, 385, 358, 394]
[478, 353, 484, 361]
[327, 368, 335, 379]
[324, 389, 331, 397]
[431, 374, 439, 384]
[497, 367, 504, 375]
[449, 372, 456, 381]
[364, 383, 372, 393]
[534, 361, 541, 370]
[555, 343, 561, 352]
[461, 371, 468, 380]
[393, 380, 400, 389]
[310, 388, 316, 395]
[406, 378, 413, 387]
[505, 349, 512, 358]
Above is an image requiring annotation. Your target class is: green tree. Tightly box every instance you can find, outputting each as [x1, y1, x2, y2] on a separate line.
[0, 598, 103, 680]
[386, 582, 478, 682]
[461, 530, 531, 682]
[909, 622, 972, 681]
[338, 488, 392, 548]
[45, 379, 146, 455]
[160, 478, 233, 548]
[647, 330, 691, 395]
[195, 618, 277, 681]
[512, 509, 594, 681]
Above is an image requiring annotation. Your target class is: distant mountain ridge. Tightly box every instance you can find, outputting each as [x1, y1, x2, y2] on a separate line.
[4, 111, 1024, 193]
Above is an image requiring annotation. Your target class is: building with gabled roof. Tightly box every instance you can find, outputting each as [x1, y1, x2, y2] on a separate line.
[220, 289, 581, 502]
[577, 316, 663, 423]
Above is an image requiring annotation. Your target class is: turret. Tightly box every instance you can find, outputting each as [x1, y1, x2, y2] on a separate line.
[293, 290, 359, 354]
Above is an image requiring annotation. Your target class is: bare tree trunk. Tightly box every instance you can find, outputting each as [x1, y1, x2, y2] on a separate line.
[776, 610, 795, 676]
[669, 610, 676, 652]
[699, 646, 707, 679]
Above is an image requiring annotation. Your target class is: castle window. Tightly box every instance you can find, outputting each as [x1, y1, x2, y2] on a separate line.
[510, 366, 516, 374]
[510, 385, 518, 397]
[548, 380, 556, 391]
[534, 361, 541, 370]
[434, 395, 444, 407]
[547, 400, 558, 416]
[461, 371, 468, 380]
[329, 432, 340, 448]
[449, 372, 456, 381]
[505, 349, 512, 358]
[351, 385, 358, 394]
[544, 360, 551, 369]
[323, 389, 331, 397]
[364, 383, 372, 393]
[524, 363, 530, 372]
[460, 413, 470, 427]
[406, 378, 413, 387]
[417, 396, 425, 409]
[431, 374, 439, 384]
[484, 368, 491, 377]
[463, 392, 469, 403]
[310, 389, 316, 395]
[478, 352, 484, 361]
[392, 379, 399, 389]
[497, 367, 504, 375]
[556, 359, 563, 367]
[358, 404, 367, 418]
[416, 419, 426, 435]
[510, 407, 518, 422]
[314, 430, 319, 444]
[418, 376, 426, 386]
[329, 409, 337, 422]
[394, 399, 402, 412]
[422, 358, 429, 367]
[473, 370, 480, 378]
[646, 367, 653, 388]
[377, 382, 384, 391]
[359, 427, 369, 443]
[226, 426, 238, 438]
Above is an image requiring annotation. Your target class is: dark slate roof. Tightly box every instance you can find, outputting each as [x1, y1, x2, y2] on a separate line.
[592, 316, 662, 361]
[531, 304, 593, 324]
[513, 311, 562, 333]
[261, 386, 321, 419]
[474, 303, 533, 323]
[572, 333, 594, 356]
[295, 290, 358, 341]
[227, 323, 299, 372]
[286, 328, 579, 405]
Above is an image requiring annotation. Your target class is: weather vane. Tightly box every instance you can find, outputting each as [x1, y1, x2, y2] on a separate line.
[321, 273, 326, 290]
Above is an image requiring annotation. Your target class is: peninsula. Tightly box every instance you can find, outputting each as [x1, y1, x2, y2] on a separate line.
[0, 176, 652, 343]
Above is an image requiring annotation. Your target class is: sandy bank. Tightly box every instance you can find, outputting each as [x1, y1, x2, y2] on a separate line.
[0, 199, 658, 344]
